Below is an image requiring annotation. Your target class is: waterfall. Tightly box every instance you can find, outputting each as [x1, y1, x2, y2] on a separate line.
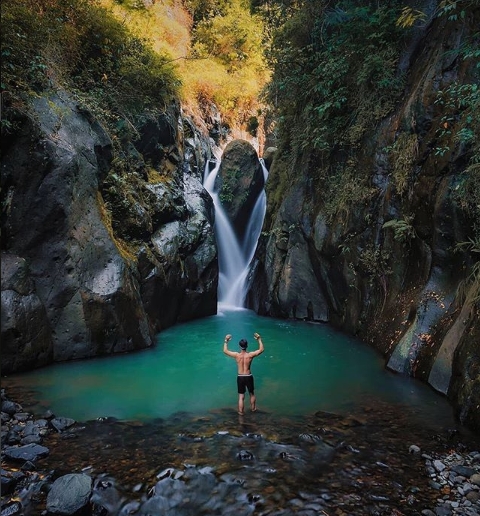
[203, 158, 268, 309]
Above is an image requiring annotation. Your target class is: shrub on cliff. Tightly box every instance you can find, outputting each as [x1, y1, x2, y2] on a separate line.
[265, 0, 406, 154]
[0, 0, 180, 139]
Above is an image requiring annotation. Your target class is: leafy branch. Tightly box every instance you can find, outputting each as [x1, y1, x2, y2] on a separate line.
[382, 217, 416, 244]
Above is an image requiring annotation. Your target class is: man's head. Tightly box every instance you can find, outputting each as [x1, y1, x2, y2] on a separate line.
[239, 339, 248, 350]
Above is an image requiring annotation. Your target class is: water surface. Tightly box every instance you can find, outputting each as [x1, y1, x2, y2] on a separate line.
[5, 308, 455, 427]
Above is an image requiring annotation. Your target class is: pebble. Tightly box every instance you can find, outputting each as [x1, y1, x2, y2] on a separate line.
[1, 386, 480, 516]
[423, 447, 480, 516]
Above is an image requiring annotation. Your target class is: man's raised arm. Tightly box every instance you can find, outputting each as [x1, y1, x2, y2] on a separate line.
[223, 334, 236, 357]
[251, 332, 264, 356]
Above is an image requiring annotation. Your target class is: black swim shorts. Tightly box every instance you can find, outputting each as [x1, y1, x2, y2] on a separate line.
[237, 374, 254, 394]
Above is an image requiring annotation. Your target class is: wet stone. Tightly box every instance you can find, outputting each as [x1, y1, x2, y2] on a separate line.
[3, 443, 49, 462]
[452, 465, 476, 477]
[46, 473, 92, 515]
[0, 502, 23, 516]
[91, 476, 123, 514]
[236, 450, 254, 461]
[466, 490, 480, 503]
[12, 413, 30, 422]
[23, 422, 41, 436]
[42, 410, 55, 420]
[1, 401, 21, 415]
[5, 431, 20, 445]
[20, 435, 43, 445]
[50, 417, 75, 432]
[20, 460, 37, 472]
[1, 469, 25, 496]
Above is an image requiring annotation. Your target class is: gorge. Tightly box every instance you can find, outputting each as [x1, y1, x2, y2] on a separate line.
[1, 0, 479, 514]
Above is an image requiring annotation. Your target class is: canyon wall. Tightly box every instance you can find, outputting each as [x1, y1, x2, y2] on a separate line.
[1, 94, 218, 372]
[250, 8, 479, 431]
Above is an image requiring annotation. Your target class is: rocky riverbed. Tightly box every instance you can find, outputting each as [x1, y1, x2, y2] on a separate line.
[1, 387, 480, 516]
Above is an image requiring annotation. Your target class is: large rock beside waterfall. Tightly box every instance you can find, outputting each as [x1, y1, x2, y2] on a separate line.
[262, 147, 277, 171]
[138, 172, 218, 331]
[264, 181, 329, 321]
[1, 93, 154, 367]
[0, 92, 218, 372]
[215, 140, 265, 240]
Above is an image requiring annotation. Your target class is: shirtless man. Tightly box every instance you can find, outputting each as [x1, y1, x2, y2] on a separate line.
[223, 332, 264, 415]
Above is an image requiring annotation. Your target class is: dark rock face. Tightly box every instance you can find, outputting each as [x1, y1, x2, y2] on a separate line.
[1, 253, 53, 372]
[138, 170, 218, 331]
[1, 92, 218, 373]
[253, 12, 480, 431]
[263, 180, 329, 321]
[262, 146, 277, 171]
[215, 140, 265, 241]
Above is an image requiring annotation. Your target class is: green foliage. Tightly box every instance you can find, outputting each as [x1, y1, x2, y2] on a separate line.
[434, 82, 479, 153]
[387, 132, 419, 195]
[265, 0, 406, 154]
[437, 0, 473, 22]
[264, 146, 295, 218]
[185, 0, 268, 128]
[322, 160, 377, 222]
[454, 165, 480, 237]
[382, 216, 416, 244]
[191, 2, 263, 73]
[396, 1, 477, 28]
[396, 6, 427, 28]
[1, 0, 180, 138]
[434, 81, 479, 230]
[219, 166, 247, 205]
[184, 0, 233, 27]
[357, 244, 392, 279]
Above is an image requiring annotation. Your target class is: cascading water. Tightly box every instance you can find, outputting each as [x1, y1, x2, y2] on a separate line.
[203, 158, 268, 309]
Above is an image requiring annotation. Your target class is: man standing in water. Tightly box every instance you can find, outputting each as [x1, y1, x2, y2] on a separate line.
[223, 332, 264, 415]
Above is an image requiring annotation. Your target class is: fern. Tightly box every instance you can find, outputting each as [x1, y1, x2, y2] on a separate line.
[382, 217, 416, 244]
[396, 7, 427, 28]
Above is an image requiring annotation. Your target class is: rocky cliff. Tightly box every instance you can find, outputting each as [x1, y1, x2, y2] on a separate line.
[1, 93, 218, 373]
[250, 7, 479, 430]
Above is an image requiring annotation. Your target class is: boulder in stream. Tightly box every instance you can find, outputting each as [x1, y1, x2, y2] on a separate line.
[46, 473, 92, 515]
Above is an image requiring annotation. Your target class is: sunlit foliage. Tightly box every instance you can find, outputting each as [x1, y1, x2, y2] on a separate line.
[101, 0, 269, 131]
[1, 0, 180, 136]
